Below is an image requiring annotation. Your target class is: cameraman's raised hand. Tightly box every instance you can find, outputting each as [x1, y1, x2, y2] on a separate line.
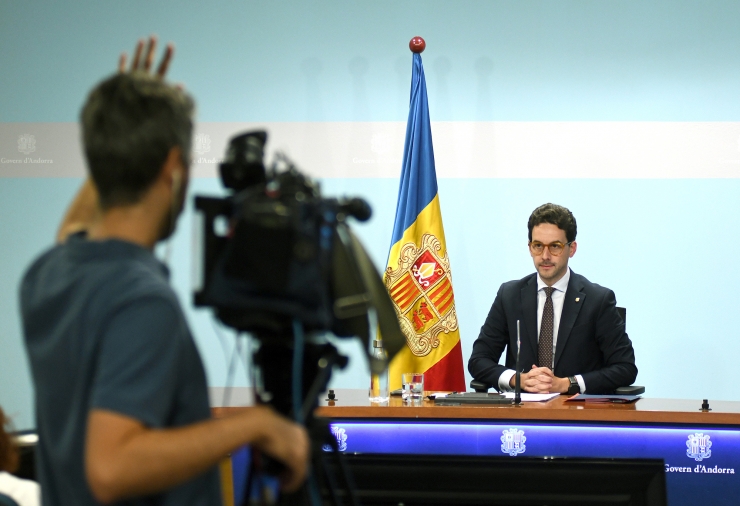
[56, 37, 177, 243]
[118, 35, 173, 79]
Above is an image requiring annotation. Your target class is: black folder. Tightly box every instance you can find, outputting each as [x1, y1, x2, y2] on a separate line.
[433, 392, 512, 405]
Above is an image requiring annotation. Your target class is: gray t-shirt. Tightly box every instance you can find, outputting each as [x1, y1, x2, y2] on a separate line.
[20, 235, 221, 506]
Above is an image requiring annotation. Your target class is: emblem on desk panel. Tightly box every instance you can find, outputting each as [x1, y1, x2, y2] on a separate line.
[501, 428, 526, 456]
[385, 234, 459, 357]
[322, 426, 348, 452]
[686, 433, 712, 461]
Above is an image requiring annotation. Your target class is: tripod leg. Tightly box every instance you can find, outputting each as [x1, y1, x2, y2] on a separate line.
[329, 433, 360, 506]
[330, 447, 359, 506]
[317, 448, 344, 506]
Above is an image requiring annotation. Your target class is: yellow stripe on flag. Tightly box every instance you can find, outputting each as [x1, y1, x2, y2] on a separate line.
[386, 194, 462, 390]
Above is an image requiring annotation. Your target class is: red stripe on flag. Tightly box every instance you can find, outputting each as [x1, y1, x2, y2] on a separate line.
[436, 291, 454, 314]
[428, 278, 449, 299]
[390, 276, 412, 297]
[422, 340, 466, 392]
[396, 289, 418, 310]
[391, 276, 419, 310]
[429, 279, 454, 315]
[431, 284, 452, 309]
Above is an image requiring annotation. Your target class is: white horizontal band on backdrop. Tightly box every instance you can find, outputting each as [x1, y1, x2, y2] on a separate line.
[3, 121, 740, 179]
[207, 387, 255, 407]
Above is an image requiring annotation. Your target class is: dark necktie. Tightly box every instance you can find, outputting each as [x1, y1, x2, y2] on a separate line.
[538, 287, 555, 368]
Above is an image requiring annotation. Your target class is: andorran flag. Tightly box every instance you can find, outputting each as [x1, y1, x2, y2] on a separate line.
[384, 49, 466, 392]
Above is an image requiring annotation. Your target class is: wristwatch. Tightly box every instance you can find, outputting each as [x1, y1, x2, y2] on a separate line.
[567, 376, 580, 395]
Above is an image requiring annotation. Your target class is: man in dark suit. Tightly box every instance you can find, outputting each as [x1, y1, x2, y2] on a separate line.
[468, 203, 637, 395]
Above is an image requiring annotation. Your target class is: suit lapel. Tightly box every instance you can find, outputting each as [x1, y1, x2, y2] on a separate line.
[520, 276, 539, 360]
[554, 272, 586, 368]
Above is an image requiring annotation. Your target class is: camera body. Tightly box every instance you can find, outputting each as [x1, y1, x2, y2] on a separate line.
[194, 131, 374, 339]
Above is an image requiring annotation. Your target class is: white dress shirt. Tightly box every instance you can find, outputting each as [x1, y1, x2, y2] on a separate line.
[498, 268, 587, 393]
[0, 472, 40, 506]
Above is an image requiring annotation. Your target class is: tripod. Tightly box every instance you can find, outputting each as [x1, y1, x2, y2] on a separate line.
[241, 323, 361, 506]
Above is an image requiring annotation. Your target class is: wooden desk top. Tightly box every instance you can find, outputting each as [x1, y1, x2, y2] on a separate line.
[314, 389, 740, 426]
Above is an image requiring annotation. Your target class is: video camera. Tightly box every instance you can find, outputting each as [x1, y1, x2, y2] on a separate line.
[192, 130, 405, 505]
[193, 130, 404, 398]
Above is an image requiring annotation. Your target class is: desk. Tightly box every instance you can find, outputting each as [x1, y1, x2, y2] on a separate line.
[314, 390, 740, 506]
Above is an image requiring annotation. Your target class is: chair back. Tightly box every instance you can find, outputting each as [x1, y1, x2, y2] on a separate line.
[616, 307, 626, 326]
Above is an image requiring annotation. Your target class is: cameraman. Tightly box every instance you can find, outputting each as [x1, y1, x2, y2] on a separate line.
[20, 40, 308, 505]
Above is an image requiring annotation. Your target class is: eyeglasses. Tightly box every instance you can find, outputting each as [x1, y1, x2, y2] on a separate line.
[529, 241, 572, 256]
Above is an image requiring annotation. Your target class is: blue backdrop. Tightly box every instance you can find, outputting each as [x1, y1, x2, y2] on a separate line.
[2, 0, 740, 429]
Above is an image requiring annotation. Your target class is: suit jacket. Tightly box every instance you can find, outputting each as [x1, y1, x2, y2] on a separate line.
[468, 271, 637, 394]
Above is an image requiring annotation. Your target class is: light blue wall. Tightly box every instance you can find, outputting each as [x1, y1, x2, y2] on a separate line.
[3, 1, 740, 429]
[4, 1, 740, 122]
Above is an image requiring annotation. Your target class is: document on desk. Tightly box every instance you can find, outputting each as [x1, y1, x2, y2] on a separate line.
[501, 392, 560, 402]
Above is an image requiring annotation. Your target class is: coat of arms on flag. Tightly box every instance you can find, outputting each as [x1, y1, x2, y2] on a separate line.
[385, 233, 458, 357]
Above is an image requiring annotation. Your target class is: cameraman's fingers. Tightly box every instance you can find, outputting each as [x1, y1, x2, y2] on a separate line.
[118, 53, 127, 73]
[250, 408, 310, 491]
[277, 423, 310, 492]
[142, 36, 157, 72]
[119, 37, 173, 79]
[130, 38, 145, 70]
[258, 413, 309, 492]
[155, 43, 174, 79]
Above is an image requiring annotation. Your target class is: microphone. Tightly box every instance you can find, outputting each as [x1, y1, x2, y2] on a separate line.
[514, 319, 522, 405]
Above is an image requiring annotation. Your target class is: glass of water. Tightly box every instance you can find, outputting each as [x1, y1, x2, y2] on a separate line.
[402, 373, 424, 402]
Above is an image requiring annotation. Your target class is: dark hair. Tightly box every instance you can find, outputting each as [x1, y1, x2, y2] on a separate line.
[0, 407, 18, 473]
[80, 72, 195, 210]
[527, 203, 577, 243]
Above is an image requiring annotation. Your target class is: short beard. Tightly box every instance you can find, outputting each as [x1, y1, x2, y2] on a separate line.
[157, 209, 177, 241]
[157, 180, 186, 242]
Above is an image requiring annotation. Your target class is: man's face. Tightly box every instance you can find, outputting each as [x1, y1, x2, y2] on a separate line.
[529, 223, 577, 286]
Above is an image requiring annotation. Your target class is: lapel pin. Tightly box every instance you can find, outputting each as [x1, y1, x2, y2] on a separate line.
[575, 297, 580, 302]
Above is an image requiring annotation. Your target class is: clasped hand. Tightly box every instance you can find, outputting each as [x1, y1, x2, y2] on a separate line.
[510, 365, 569, 394]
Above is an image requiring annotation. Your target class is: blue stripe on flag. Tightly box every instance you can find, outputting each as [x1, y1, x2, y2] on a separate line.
[389, 53, 438, 248]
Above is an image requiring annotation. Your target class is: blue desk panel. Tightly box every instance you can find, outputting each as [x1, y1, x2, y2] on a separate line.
[328, 420, 739, 506]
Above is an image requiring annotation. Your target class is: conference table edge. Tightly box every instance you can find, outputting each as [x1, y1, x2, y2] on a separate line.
[213, 404, 740, 426]
[312, 405, 740, 425]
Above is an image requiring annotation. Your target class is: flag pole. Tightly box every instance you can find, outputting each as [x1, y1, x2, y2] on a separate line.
[384, 34, 467, 393]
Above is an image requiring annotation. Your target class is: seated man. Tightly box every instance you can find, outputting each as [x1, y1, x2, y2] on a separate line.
[20, 39, 308, 506]
[468, 203, 637, 395]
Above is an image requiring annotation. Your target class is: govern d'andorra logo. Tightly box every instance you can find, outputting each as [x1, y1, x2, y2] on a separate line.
[192, 133, 223, 164]
[18, 134, 36, 154]
[194, 133, 211, 155]
[665, 432, 735, 474]
[1, 134, 53, 164]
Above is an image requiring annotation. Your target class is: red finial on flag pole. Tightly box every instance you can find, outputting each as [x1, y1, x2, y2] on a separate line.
[409, 36, 426, 53]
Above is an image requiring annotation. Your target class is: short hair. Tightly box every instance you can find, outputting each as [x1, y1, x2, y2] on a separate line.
[527, 203, 577, 243]
[80, 72, 195, 210]
[0, 407, 18, 473]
